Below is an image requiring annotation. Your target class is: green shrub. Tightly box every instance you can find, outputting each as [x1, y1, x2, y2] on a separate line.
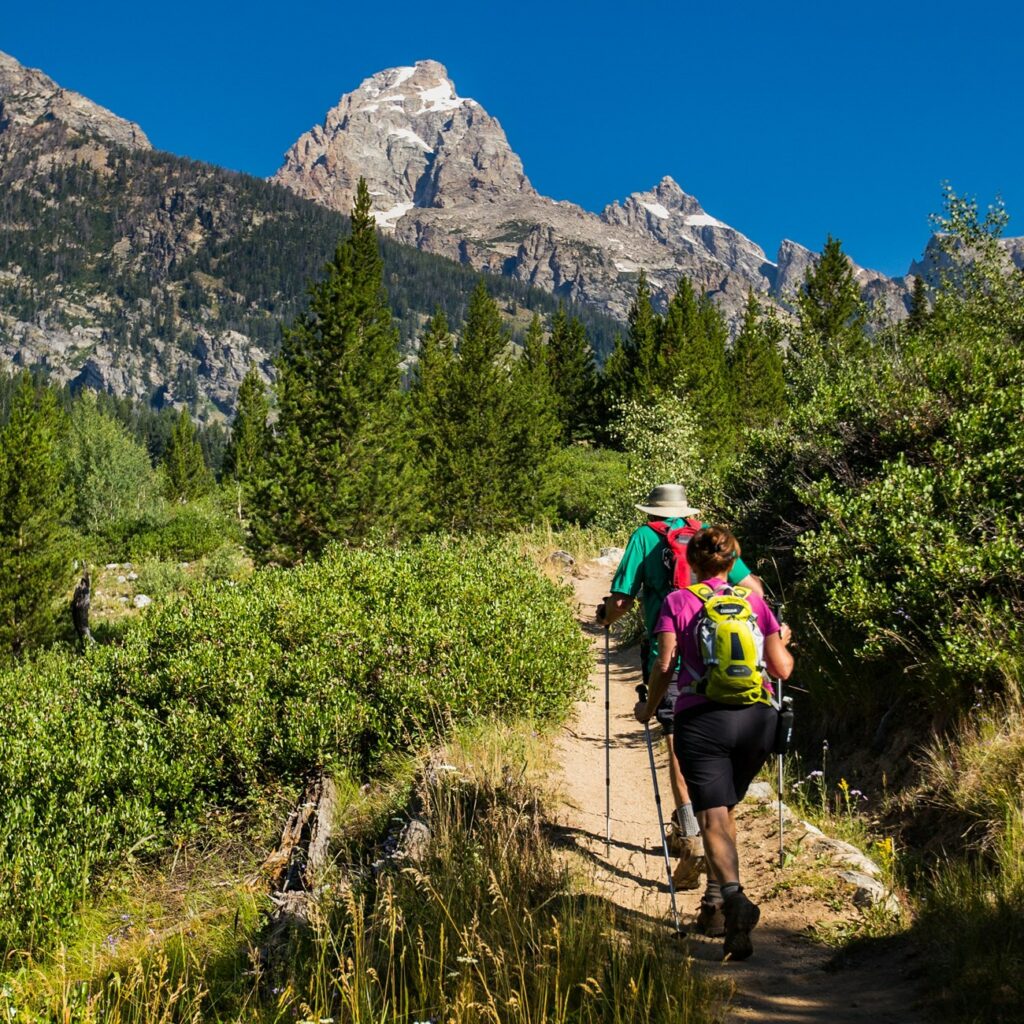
[64, 392, 161, 536]
[727, 209, 1024, 717]
[545, 445, 628, 526]
[128, 498, 241, 562]
[0, 538, 590, 953]
[132, 558, 192, 601]
[200, 543, 251, 582]
[596, 388, 723, 532]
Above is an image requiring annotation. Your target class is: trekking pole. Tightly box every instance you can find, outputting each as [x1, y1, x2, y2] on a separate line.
[768, 592, 791, 870]
[635, 684, 682, 934]
[604, 625, 611, 856]
[773, 678, 795, 869]
[776, 672, 785, 869]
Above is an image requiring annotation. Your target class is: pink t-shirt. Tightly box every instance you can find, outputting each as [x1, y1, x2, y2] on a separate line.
[654, 578, 781, 714]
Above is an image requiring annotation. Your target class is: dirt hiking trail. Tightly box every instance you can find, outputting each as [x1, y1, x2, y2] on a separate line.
[552, 564, 931, 1023]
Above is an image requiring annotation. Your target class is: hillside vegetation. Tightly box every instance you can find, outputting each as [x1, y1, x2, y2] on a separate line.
[0, 179, 1022, 1022]
[0, 121, 622, 419]
[0, 538, 589, 953]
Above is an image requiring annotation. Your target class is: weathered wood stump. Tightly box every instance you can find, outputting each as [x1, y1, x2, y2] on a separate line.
[258, 772, 340, 979]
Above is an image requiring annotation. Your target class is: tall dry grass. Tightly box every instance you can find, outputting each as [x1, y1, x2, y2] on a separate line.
[5, 724, 726, 1023]
[914, 691, 1024, 1022]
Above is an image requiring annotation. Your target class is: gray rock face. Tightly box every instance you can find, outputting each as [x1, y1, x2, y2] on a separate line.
[390, 177, 775, 327]
[0, 50, 150, 150]
[771, 239, 818, 300]
[0, 307, 272, 418]
[771, 238, 912, 325]
[908, 233, 1024, 284]
[602, 176, 774, 286]
[273, 61, 534, 224]
[272, 63, 793, 326]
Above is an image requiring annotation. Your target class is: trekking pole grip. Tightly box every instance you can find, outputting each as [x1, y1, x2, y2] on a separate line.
[635, 683, 648, 702]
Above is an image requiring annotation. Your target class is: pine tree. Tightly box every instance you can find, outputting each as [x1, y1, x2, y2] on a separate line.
[224, 366, 269, 520]
[907, 275, 931, 332]
[163, 407, 213, 502]
[423, 280, 556, 530]
[624, 271, 659, 400]
[729, 292, 786, 428]
[518, 313, 556, 421]
[409, 309, 455, 529]
[658, 281, 731, 428]
[251, 179, 416, 562]
[548, 308, 598, 441]
[794, 235, 867, 365]
[522, 313, 547, 374]
[510, 322, 561, 519]
[657, 276, 701, 385]
[602, 272, 659, 411]
[0, 376, 72, 657]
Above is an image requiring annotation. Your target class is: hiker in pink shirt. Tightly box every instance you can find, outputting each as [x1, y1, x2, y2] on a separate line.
[635, 525, 793, 960]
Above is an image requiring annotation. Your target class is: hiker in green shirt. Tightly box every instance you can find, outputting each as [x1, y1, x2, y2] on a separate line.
[596, 484, 762, 924]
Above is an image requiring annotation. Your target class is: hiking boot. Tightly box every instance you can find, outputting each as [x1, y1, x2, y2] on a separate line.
[671, 838, 704, 891]
[666, 824, 702, 859]
[692, 898, 726, 937]
[722, 888, 761, 961]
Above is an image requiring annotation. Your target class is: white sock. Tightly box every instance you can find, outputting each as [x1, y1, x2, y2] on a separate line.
[675, 803, 699, 836]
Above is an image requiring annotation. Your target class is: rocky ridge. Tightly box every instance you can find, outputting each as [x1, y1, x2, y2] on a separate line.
[2, 49, 1023, 419]
[275, 61, 534, 222]
[0, 50, 274, 419]
[0, 51, 619, 420]
[0, 50, 149, 151]
[273, 61, 914, 326]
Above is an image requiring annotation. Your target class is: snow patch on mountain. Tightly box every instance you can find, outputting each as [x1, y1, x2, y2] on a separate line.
[418, 81, 465, 113]
[388, 127, 432, 152]
[685, 213, 726, 228]
[389, 66, 416, 90]
[373, 201, 414, 228]
[639, 201, 670, 219]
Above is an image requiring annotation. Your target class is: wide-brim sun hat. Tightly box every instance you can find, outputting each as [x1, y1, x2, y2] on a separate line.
[635, 483, 700, 518]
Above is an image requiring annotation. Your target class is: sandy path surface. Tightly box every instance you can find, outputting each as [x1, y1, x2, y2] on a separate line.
[552, 563, 932, 1023]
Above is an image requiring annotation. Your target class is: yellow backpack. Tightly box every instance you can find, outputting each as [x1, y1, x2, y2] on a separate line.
[682, 584, 769, 706]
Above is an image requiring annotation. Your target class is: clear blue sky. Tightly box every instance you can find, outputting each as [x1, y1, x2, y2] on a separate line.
[4, 0, 1021, 276]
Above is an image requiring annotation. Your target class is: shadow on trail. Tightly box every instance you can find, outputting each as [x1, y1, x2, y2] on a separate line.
[563, 727, 649, 752]
[545, 821, 675, 892]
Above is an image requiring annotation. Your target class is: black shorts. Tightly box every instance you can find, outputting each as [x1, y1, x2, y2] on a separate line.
[655, 696, 675, 736]
[673, 702, 777, 812]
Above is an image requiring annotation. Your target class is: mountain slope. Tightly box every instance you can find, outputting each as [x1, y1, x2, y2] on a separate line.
[0, 52, 620, 419]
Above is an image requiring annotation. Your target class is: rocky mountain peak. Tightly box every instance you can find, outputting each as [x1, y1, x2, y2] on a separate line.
[272, 59, 534, 227]
[602, 175, 771, 283]
[0, 49, 150, 150]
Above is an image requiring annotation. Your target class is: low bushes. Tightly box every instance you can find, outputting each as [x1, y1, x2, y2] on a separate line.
[0, 538, 590, 954]
[10, 725, 725, 1023]
[545, 445, 628, 526]
[729, 293, 1024, 720]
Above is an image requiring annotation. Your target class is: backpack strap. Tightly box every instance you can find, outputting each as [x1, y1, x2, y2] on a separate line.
[680, 583, 716, 686]
[685, 583, 716, 603]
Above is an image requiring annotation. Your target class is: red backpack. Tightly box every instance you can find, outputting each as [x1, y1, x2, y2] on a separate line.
[646, 518, 703, 591]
